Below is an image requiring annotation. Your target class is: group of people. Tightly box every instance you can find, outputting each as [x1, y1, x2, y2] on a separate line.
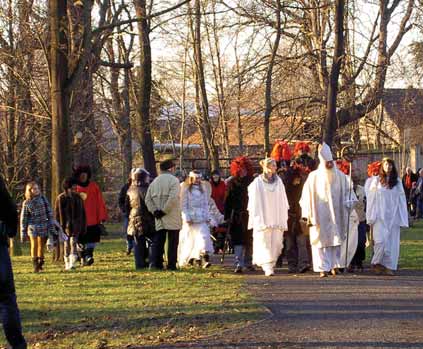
[20, 165, 108, 273]
[0, 139, 412, 349]
[118, 141, 408, 278]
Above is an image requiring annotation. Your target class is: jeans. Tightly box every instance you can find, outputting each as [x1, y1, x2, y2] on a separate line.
[0, 245, 27, 349]
[149, 229, 179, 270]
[418, 199, 423, 219]
[123, 217, 134, 251]
[234, 244, 252, 268]
[134, 235, 149, 269]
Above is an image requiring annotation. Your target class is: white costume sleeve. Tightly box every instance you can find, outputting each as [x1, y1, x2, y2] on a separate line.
[180, 185, 192, 222]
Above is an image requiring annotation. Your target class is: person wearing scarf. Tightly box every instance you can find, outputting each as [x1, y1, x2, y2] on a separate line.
[247, 158, 289, 276]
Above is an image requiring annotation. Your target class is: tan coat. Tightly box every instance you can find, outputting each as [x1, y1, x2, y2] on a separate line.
[145, 172, 182, 231]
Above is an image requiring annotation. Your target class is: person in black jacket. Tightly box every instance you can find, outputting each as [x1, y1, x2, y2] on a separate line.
[0, 176, 27, 348]
[118, 175, 132, 255]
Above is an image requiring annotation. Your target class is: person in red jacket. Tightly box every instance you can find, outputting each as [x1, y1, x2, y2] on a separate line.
[73, 165, 108, 266]
[210, 170, 226, 214]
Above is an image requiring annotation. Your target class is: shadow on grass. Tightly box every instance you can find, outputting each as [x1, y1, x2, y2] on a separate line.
[138, 340, 423, 348]
[22, 303, 265, 341]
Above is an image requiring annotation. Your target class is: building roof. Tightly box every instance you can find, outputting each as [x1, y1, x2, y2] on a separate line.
[184, 115, 305, 147]
[382, 88, 423, 129]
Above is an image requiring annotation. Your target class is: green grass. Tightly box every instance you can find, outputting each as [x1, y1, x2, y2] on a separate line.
[398, 219, 423, 269]
[1, 224, 265, 349]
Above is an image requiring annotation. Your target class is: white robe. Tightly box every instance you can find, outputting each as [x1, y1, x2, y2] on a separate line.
[366, 176, 408, 270]
[247, 175, 289, 268]
[178, 184, 216, 267]
[338, 209, 359, 268]
[300, 165, 357, 272]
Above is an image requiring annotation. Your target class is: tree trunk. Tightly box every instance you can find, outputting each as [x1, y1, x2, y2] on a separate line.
[68, 3, 101, 180]
[193, 0, 219, 171]
[323, 0, 345, 146]
[50, 0, 71, 202]
[264, 0, 282, 154]
[134, 0, 157, 177]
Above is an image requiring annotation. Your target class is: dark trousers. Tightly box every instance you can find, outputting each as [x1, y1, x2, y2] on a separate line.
[133, 235, 149, 269]
[149, 229, 179, 270]
[351, 221, 367, 267]
[0, 245, 27, 349]
[285, 219, 310, 271]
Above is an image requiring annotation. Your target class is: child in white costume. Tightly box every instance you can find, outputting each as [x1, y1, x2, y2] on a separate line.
[248, 158, 289, 276]
[178, 171, 223, 268]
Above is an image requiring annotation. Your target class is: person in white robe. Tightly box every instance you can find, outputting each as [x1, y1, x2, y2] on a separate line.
[178, 171, 221, 268]
[366, 158, 408, 275]
[247, 158, 289, 276]
[300, 143, 357, 277]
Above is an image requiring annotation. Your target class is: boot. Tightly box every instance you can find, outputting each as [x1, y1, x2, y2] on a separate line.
[32, 257, 40, 273]
[201, 253, 211, 269]
[38, 257, 45, 271]
[84, 248, 94, 266]
[64, 256, 71, 271]
[70, 254, 78, 269]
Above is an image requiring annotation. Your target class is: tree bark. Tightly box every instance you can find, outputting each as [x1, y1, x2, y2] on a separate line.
[264, 0, 282, 154]
[193, 0, 219, 171]
[134, 0, 157, 177]
[323, 0, 345, 146]
[50, 0, 71, 202]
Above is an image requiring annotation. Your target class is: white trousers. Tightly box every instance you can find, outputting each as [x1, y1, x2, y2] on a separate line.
[311, 245, 341, 272]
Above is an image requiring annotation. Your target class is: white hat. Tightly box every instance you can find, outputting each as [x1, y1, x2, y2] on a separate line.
[189, 171, 202, 179]
[318, 142, 333, 162]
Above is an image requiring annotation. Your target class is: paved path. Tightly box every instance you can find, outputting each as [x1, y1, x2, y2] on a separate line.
[143, 262, 423, 349]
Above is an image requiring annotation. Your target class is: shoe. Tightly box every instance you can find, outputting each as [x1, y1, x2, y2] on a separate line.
[234, 265, 243, 273]
[320, 271, 328, 278]
[246, 265, 256, 272]
[126, 248, 132, 256]
[84, 248, 94, 266]
[299, 265, 310, 273]
[69, 254, 78, 269]
[64, 256, 71, 271]
[372, 264, 384, 275]
[201, 254, 211, 269]
[32, 257, 40, 273]
[331, 268, 339, 276]
[384, 268, 395, 276]
[38, 257, 45, 271]
[264, 270, 274, 277]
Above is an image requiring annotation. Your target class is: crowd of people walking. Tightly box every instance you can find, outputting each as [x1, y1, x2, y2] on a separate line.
[0, 139, 414, 349]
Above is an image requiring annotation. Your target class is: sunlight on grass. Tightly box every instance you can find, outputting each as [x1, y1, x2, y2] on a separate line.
[0, 226, 265, 349]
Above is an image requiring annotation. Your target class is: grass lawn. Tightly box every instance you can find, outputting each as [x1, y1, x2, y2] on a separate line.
[398, 219, 423, 269]
[0, 224, 265, 349]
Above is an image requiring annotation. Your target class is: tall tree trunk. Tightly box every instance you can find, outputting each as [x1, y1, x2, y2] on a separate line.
[323, 0, 345, 146]
[264, 0, 282, 154]
[134, 0, 157, 177]
[68, 3, 101, 180]
[193, 0, 219, 170]
[50, 0, 71, 202]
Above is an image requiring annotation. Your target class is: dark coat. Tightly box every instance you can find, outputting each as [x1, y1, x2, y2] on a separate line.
[55, 192, 87, 237]
[281, 168, 306, 236]
[224, 176, 253, 245]
[0, 176, 17, 245]
[125, 184, 155, 238]
[118, 182, 130, 217]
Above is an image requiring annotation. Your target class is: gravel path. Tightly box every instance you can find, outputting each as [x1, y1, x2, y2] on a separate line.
[142, 261, 423, 349]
